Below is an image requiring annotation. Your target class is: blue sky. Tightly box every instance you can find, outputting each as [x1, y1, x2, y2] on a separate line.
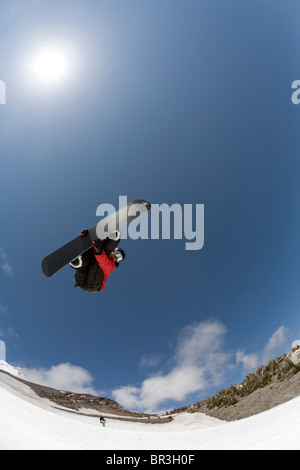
[1, 0, 300, 412]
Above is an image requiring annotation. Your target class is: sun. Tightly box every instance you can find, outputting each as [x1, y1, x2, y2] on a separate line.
[31, 48, 69, 84]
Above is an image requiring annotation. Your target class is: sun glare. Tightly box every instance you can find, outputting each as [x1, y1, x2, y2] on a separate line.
[31, 48, 69, 84]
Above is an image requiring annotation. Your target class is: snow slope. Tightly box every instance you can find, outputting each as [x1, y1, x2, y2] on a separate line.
[0, 360, 23, 378]
[1, 366, 300, 450]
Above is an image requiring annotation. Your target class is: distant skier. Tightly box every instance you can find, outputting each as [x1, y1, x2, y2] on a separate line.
[100, 416, 106, 427]
[70, 230, 125, 293]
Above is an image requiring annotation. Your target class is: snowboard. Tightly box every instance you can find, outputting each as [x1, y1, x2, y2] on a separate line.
[41, 199, 151, 278]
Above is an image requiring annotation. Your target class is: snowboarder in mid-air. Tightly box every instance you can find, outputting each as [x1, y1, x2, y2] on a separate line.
[70, 230, 125, 293]
[41, 200, 150, 279]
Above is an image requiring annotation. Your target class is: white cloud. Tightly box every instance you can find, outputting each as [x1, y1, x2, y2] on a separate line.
[0, 304, 8, 314]
[0, 304, 19, 341]
[112, 320, 232, 413]
[22, 363, 100, 395]
[6, 327, 19, 338]
[262, 326, 288, 363]
[236, 349, 260, 371]
[0, 250, 14, 276]
[139, 354, 163, 370]
[113, 367, 203, 413]
[236, 326, 289, 373]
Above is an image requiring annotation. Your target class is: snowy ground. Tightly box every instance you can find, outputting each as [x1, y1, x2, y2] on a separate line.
[1, 363, 300, 450]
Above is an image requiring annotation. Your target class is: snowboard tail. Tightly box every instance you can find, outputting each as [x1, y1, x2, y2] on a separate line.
[41, 199, 151, 278]
[41, 233, 94, 278]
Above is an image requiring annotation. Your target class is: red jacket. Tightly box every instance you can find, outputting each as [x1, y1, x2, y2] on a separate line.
[92, 246, 116, 291]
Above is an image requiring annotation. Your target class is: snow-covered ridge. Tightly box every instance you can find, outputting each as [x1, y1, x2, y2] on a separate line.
[289, 347, 300, 366]
[0, 360, 24, 378]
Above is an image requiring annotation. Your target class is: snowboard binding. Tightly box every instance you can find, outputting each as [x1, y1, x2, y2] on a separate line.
[69, 255, 83, 269]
